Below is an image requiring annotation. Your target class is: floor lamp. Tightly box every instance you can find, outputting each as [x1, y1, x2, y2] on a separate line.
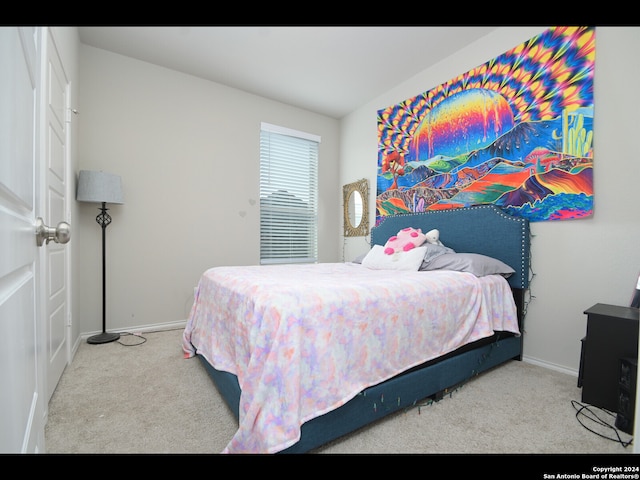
[77, 170, 124, 344]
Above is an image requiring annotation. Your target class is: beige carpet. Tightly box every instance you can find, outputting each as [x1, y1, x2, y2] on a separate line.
[45, 328, 634, 455]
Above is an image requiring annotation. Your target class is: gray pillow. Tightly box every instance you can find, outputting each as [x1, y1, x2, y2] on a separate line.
[421, 252, 515, 277]
[419, 244, 455, 270]
[352, 252, 367, 264]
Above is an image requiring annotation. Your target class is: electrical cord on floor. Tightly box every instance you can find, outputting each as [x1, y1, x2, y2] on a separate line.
[571, 399, 633, 448]
[116, 332, 147, 346]
[115, 327, 184, 347]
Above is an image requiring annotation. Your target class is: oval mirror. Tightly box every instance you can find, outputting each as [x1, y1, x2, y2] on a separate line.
[343, 178, 369, 237]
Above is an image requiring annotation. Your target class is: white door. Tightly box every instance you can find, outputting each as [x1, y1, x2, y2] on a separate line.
[0, 26, 71, 454]
[0, 26, 45, 454]
[42, 28, 71, 402]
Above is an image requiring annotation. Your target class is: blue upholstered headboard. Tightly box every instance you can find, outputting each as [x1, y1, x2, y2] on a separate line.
[371, 205, 530, 290]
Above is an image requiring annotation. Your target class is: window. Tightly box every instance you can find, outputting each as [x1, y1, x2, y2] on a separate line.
[260, 122, 320, 264]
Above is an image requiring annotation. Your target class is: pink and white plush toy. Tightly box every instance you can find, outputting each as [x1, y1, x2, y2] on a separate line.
[383, 227, 427, 255]
[425, 228, 444, 246]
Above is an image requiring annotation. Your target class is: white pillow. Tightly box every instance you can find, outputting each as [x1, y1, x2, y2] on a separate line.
[362, 245, 427, 271]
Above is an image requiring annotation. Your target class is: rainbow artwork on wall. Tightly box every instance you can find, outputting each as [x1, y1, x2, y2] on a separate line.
[376, 26, 595, 223]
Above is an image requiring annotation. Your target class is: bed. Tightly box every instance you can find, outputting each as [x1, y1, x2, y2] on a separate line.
[182, 204, 530, 454]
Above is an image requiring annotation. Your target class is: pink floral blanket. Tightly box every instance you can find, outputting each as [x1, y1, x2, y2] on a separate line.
[182, 262, 519, 453]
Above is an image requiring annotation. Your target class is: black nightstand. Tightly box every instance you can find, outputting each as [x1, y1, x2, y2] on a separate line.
[579, 303, 639, 413]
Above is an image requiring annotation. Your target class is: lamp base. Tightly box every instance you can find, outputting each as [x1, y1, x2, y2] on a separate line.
[87, 331, 120, 344]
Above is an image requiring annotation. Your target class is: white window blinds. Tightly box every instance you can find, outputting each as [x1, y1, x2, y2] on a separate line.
[260, 123, 320, 264]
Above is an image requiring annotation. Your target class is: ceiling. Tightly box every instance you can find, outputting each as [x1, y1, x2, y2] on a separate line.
[78, 26, 499, 119]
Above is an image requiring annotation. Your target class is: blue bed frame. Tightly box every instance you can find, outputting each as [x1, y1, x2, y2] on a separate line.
[196, 205, 531, 453]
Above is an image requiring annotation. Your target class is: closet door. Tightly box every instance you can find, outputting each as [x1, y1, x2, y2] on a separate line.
[42, 27, 72, 403]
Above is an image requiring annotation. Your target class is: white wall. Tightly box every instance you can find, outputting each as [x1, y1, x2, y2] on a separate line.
[76, 27, 640, 375]
[77, 46, 341, 339]
[340, 26, 640, 374]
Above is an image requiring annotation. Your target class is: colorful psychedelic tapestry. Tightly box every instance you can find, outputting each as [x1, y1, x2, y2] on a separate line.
[376, 26, 595, 223]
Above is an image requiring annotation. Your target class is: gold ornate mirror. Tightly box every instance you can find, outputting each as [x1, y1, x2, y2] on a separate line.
[343, 178, 369, 237]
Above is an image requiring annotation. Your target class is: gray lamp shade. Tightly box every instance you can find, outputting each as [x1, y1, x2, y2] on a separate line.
[76, 170, 124, 204]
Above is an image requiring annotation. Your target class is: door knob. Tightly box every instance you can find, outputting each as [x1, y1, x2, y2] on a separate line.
[35, 217, 71, 246]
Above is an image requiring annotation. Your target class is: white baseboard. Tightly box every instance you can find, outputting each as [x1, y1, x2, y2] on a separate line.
[81, 319, 188, 341]
[522, 354, 579, 378]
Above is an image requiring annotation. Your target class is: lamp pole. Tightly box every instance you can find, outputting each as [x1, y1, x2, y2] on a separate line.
[87, 202, 120, 344]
